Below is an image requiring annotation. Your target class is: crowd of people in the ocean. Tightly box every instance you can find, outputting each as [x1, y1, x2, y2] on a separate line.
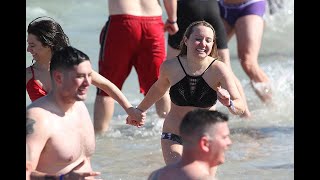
[26, 0, 284, 179]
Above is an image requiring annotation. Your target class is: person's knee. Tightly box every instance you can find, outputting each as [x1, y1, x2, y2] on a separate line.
[217, 48, 230, 64]
[239, 58, 254, 72]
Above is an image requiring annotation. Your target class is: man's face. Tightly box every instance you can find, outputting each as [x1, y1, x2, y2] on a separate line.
[209, 122, 232, 166]
[60, 61, 92, 101]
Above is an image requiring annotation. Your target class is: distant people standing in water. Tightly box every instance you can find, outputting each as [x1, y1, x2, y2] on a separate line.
[148, 109, 232, 180]
[218, 0, 273, 103]
[26, 46, 101, 179]
[167, 0, 251, 118]
[128, 21, 245, 176]
[93, 0, 179, 133]
[26, 16, 145, 125]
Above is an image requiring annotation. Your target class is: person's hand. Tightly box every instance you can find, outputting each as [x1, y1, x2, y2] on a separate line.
[164, 20, 179, 35]
[64, 170, 102, 180]
[64, 160, 102, 180]
[126, 107, 146, 123]
[126, 114, 145, 127]
[216, 86, 232, 107]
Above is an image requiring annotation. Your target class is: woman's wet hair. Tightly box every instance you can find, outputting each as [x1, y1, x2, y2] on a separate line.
[27, 16, 70, 52]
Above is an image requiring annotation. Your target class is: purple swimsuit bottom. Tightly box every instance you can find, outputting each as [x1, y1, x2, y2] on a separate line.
[218, 0, 266, 26]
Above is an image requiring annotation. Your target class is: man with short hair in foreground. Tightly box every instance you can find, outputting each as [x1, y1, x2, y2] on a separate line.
[26, 46, 101, 179]
[148, 109, 232, 180]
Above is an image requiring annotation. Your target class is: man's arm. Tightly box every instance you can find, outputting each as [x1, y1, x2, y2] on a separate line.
[26, 108, 51, 172]
[163, 0, 179, 35]
[163, 0, 177, 22]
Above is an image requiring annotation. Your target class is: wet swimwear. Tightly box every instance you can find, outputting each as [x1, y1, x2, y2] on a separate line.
[169, 56, 218, 108]
[97, 15, 165, 96]
[218, 0, 266, 26]
[26, 65, 47, 102]
[161, 132, 183, 145]
[168, 0, 228, 50]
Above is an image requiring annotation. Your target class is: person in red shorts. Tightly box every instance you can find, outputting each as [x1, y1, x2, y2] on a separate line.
[93, 0, 179, 133]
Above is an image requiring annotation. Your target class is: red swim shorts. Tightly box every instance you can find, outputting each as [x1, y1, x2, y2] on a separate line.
[97, 14, 166, 96]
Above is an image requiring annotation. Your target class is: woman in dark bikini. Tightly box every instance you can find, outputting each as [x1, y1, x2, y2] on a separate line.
[129, 20, 245, 177]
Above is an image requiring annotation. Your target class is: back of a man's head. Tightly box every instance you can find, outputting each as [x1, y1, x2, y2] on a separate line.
[180, 109, 229, 145]
[50, 46, 90, 74]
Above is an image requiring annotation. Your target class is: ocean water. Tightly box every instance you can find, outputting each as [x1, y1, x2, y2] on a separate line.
[26, 0, 294, 179]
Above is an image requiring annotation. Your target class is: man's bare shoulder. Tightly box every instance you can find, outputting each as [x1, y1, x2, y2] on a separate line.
[27, 97, 50, 113]
[148, 168, 164, 180]
[148, 164, 181, 180]
[26, 97, 57, 125]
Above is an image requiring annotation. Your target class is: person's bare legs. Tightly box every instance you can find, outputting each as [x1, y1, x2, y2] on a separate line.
[218, 48, 251, 118]
[234, 15, 272, 103]
[93, 95, 114, 134]
[161, 139, 183, 165]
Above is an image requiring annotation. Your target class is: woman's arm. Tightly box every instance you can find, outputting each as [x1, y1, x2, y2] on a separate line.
[91, 70, 145, 121]
[215, 62, 245, 115]
[136, 63, 171, 113]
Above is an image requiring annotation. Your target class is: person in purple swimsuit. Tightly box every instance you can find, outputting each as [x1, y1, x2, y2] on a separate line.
[218, 0, 273, 103]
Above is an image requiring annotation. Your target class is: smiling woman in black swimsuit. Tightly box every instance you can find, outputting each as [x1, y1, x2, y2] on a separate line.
[127, 20, 245, 177]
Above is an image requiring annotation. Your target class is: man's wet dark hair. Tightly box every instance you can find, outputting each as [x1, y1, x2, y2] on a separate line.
[50, 46, 90, 74]
[180, 109, 229, 139]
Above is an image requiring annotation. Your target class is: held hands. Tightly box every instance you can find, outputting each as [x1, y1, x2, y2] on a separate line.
[126, 107, 146, 127]
[216, 86, 232, 107]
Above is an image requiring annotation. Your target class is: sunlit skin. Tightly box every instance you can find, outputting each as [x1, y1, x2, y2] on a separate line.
[27, 34, 52, 65]
[26, 32, 145, 125]
[26, 34, 52, 92]
[93, 0, 179, 133]
[208, 122, 232, 167]
[221, 0, 272, 103]
[147, 112, 232, 180]
[58, 61, 92, 103]
[185, 26, 214, 60]
[128, 22, 244, 178]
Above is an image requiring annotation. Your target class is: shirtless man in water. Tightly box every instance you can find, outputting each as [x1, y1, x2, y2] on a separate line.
[26, 46, 100, 179]
[93, 0, 179, 133]
[148, 109, 232, 180]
